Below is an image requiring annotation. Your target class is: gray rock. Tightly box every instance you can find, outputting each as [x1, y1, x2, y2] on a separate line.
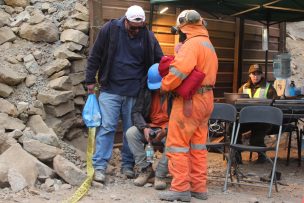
[27, 115, 52, 134]
[74, 2, 88, 15]
[48, 76, 72, 91]
[17, 101, 29, 114]
[0, 26, 16, 45]
[60, 29, 88, 46]
[0, 66, 26, 85]
[4, 0, 29, 8]
[69, 72, 85, 85]
[71, 12, 89, 22]
[0, 82, 13, 97]
[62, 19, 89, 34]
[71, 59, 86, 73]
[8, 168, 29, 192]
[72, 84, 86, 96]
[0, 98, 17, 117]
[0, 10, 10, 27]
[20, 130, 59, 148]
[0, 113, 25, 130]
[19, 21, 59, 42]
[49, 69, 70, 80]
[45, 100, 75, 117]
[25, 75, 37, 87]
[65, 42, 82, 51]
[23, 139, 63, 161]
[53, 155, 86, 186]
[74, 96, 85, 106]
[33, 50, 42, 60]
[65, 128, 82, 141]
[53, 45, 84, 60]
[28, 10, 45, 25]
[37, 90, 73, 105]
[0, 132, 17, 154]
[0, 144, 55, 190]
[45, 112, 76, 138]
[7, 129, 23, 139]
[10, 10, 30, 27]
[44, 59, 71, 77]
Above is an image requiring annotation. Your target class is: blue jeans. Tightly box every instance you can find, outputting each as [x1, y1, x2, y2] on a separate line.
[93, 92, 135, 171]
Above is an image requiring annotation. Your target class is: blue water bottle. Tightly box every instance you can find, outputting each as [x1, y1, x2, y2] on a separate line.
[288, 81, 296, 96]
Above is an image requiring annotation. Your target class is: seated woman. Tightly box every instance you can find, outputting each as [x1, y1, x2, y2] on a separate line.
[237, 64, 278, 163]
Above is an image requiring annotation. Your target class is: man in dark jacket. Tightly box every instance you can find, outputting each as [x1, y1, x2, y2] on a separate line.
[85, 5, 163, 183]
[126, 63, 169, 190]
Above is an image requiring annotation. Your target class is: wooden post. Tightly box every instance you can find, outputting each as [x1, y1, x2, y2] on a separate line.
[279, 22, 286, 53]
[233, 18, 244, 92]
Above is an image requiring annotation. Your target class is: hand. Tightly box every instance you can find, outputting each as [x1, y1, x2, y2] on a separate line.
[87, 84, 95, 94]
[152, 128, 166, 143]
[143, 128, 152, 142]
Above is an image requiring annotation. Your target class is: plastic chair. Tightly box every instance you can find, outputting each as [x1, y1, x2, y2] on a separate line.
[224, 106, 283, 198]
[207, 103, 237, 157]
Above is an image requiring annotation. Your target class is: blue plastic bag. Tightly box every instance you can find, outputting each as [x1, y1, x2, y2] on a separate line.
[82, 94, 102, 128]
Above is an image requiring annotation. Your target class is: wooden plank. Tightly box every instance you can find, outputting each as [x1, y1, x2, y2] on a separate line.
[243, 50, 279, 60]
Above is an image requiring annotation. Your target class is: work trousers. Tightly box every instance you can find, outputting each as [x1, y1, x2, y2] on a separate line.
[165, 91, 214, 192]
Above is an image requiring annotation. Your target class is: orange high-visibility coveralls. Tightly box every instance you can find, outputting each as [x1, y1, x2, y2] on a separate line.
[161, 24, 218, 193]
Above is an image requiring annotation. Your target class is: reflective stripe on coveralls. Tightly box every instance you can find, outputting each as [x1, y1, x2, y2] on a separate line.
[243, 83, 270, 98]
[162, 24, 218, 193]
[166, 144, 207, 153]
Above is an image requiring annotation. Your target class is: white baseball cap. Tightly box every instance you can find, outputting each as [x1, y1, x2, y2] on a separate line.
[125, 5, 145, 23]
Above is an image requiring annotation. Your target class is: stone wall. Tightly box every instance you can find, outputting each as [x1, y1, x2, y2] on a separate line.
[286, 22, 304, 87]
[0, 0, 91, 192]
[0, 0, 89, 140]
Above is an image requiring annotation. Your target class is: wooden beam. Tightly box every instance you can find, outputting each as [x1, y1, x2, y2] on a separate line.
[279, 22, 286, 53]
[233, 18, 241, 92]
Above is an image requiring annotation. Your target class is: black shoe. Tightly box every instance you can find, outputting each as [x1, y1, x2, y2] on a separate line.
[256, 153, 267, 164]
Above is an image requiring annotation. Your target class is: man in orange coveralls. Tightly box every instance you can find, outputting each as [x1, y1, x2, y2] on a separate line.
[159, 10, 218, 202]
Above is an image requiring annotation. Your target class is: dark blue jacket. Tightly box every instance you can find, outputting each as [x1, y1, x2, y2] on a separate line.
[85, 18, 163, 87]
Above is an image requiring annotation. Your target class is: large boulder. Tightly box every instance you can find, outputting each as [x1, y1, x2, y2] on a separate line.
[53, 155, 86, 186]
[45, 100, 75, 117]
[19, 21, 59, 42]
[23, 139, 63, 161]
[48, 76, 72, 91]
[4, 0, 29, 8]
[62, 19, 89, 33]
[0, 144, 55, 191]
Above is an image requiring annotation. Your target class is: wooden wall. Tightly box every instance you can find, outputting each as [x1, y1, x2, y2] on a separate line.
[88, 0, 283, 97]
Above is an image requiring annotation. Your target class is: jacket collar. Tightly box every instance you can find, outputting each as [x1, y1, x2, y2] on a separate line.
[180, 24, 209, 40]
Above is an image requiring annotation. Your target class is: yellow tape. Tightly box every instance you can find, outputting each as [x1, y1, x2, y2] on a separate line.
[63, 127, 96, 203]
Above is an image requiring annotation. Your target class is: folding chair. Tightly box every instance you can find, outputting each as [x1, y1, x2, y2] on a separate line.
[223, 106, 283, 198]
[207, 103, 237, 158]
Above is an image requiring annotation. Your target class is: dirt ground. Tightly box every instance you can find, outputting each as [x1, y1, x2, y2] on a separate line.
[0, 141, 303, 203]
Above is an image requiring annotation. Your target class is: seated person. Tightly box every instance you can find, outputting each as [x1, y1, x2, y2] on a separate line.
[126, 64, 168, 189]
[237, 64, 278, 163]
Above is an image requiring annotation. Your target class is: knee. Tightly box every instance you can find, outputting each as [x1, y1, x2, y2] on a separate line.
[126, 126, 139, 142]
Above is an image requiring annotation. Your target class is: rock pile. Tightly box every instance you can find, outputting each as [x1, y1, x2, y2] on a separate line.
[0, 0, 90, 193]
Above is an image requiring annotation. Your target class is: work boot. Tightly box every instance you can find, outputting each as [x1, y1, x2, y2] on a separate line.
[159, 190, 191, 202]
[121, 168, 135, 179]
[134, 166, 154, 187]
[191, 191, 208, 200]
[94, 169, 106, 183]
[154, 177, 167, 190]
